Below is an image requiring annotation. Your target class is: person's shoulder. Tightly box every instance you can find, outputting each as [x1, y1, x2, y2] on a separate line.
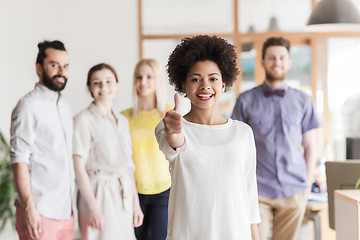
[287, 87, 314, 104]
[12, 89, 40, 114]
[237, 85, 262, 100]
[74, 106, 92, 122]
[229, 118, 252, 131]
[117, 111, 129, 123]
[229, 119, 254, 139]
[287, 86, 310, 97]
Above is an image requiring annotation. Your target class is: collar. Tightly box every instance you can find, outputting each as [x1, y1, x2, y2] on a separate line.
[34, 83, 62, 102]
[261, 82, 288, 92]
[88, 103, 119, 123]
[261, 82, 288, 97]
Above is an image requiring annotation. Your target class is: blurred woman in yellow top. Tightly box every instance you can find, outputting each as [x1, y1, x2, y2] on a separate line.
[122, 59, 171, 240]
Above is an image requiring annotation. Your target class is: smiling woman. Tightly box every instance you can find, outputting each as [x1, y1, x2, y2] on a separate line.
[121, 59, 171, 240]
[155, 35, 261, 240]
[73, 63, 143, 240]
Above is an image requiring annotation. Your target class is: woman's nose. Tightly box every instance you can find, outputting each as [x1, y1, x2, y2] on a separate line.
[200, 80, 211, 90]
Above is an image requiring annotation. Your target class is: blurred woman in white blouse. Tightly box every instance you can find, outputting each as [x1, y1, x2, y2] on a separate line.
[73, 63, 143, 240]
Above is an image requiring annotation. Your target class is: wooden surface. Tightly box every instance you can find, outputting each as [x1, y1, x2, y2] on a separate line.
[334, 190, 360, 240]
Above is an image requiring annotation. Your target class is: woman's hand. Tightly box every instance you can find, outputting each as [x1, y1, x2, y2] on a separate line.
[133, 202, 144, 227]
[163, 93, 185, 148]
[87, 204, 104, 230]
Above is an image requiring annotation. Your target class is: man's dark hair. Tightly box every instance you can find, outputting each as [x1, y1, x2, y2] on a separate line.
[262, 37, 291, 59]
[36, 40, 66, 65]
[167, 35, 239, 94]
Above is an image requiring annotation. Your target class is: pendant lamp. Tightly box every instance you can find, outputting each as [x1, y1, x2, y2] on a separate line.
[307, 0, 360, 29]
[268, 16, 281, 32]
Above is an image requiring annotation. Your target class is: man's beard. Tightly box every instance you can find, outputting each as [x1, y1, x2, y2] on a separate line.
[42, 70, 68, 92]
[265, 69, 286, 83]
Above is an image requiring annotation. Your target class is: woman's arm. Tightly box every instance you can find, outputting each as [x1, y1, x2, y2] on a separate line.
[73, 154, 104, 230]
[251, 224, 259, 240]
[131, 173, 144, 227]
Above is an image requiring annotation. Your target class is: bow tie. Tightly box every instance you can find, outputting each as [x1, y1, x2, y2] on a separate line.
[264, 89, 285, 97]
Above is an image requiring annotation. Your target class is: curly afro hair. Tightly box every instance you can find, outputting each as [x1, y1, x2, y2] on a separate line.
[166, 35, 239, 94]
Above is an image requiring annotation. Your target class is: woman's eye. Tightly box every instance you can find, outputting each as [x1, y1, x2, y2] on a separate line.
[191, 78, 200, 82]
[210, 77, 217, 81]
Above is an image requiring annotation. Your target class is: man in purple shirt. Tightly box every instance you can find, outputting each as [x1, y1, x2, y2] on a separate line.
[231, 37, 321, 240]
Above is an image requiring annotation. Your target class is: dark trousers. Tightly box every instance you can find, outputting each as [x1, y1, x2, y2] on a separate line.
[135, 188, 170, 240]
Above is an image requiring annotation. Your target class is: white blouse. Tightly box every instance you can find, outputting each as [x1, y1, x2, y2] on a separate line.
[155, 118, 261, 240]
[73, 103, 134, 175]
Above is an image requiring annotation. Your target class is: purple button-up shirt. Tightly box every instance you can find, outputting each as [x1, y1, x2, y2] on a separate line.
[231, 83, 321, 198]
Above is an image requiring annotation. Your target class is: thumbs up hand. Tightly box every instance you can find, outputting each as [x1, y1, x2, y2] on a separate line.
[173, 92, 181, 114]
[163, 93, 185, 148]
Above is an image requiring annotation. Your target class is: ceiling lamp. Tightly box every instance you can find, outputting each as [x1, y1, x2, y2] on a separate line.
[268, 16, 281, 32]
[307, 0, 360, 30]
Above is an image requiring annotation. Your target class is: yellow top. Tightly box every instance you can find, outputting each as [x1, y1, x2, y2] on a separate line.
[121, 105, 172, 195]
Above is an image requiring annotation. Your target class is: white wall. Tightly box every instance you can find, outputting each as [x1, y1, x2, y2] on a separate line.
[0, 0, 139, 141]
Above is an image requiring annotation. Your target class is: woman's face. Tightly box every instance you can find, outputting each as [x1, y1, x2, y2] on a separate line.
[88, 68, 118, 103]
[135, 64, 156, 98]
[183, 60, 225, 111]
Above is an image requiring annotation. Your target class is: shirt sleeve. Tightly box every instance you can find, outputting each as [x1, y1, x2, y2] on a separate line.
[10, 101, 36, 165]
[120, 115, 135, 171]
[73, 113, 92, 160]
[155, 120, 186, 163]
[244, 126, 261, 224]
[231, 96, 246, 122]
[301, 96, 322, 133]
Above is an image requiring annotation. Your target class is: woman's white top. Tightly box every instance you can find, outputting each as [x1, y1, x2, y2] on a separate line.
[73, 103, 136, 239]
[73, 103, 134, 175]
[155, 118, 261, 240]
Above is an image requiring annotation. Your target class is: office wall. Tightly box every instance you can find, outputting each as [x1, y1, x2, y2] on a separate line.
[0, 0, 139, 141]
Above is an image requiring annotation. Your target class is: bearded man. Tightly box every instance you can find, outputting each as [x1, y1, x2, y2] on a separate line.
[10, 40, 75, 240]
[231, 37, 321, 240]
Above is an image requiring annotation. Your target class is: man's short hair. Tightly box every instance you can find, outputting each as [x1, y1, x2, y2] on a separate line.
[262, 37, 291, 59]
[36, 40, 66, 65]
